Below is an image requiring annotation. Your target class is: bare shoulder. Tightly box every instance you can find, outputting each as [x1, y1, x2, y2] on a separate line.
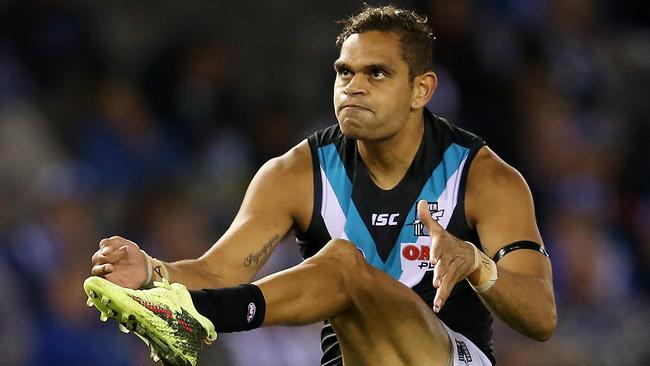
[467, 147, 530, 199]
[465, 146, 542, 255]
[245, 140, 313, 229]
[265, 140, 312, 176]
[258, 140, 312, 195]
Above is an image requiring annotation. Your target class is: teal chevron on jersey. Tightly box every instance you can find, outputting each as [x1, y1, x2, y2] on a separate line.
[317, 144, 353, 213]
[317, 142, 470, 278]
[317, 143, 384, 269]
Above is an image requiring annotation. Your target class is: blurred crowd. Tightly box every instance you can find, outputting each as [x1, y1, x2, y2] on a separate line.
[0, 0, 647, 365]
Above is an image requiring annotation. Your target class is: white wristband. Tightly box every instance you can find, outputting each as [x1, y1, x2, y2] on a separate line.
[141, 249, 154, 288]
[140, 249, 169, 287]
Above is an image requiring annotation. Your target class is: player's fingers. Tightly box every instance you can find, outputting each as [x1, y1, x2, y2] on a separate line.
[98, 237, 112, 249]
[104, 246, 128, 262]
[433, 283, 448, 313]
[92, 245, 128, 265]
[98, 235, 128, 249]
[417, 200, 444, 234]
[91, 263, 113, 276]
[432, 257, 447, 288]
[433, 281, 447, 313]
[433, 258, 465, 312]
[429, 236, 444, 266]
[92, 253, 109, 265]
[433, 273, 456, 313]
[91, 250, 102, 264]
[91, 249, 114, 265]
[98, 238, 120, 252]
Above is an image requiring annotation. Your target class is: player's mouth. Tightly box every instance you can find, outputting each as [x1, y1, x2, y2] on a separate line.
[339, 103, 372, 113]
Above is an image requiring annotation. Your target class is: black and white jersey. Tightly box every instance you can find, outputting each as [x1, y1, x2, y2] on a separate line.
[296, 109, 495, 365]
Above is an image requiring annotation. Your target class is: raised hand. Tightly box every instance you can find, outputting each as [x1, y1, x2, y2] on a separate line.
[416, 200, 478, 313]
[91, 236, 148, 289]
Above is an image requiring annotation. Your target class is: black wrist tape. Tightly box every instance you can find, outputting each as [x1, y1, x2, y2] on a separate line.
[190, 284, 266, 333]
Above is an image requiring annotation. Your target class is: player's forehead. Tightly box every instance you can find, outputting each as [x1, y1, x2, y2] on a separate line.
[336, 31, 406, 71]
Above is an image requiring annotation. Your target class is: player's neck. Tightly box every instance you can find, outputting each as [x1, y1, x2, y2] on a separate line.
[357, 113, 425, 190]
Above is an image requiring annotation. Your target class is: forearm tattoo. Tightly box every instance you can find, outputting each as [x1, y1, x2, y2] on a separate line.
[244, 234, 280, 267]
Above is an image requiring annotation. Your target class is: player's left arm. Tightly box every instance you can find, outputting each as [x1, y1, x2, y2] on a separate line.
[466, 146, 557, 341]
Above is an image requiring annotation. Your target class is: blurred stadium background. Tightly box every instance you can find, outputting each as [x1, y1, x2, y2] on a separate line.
[0, 0, 648, 365]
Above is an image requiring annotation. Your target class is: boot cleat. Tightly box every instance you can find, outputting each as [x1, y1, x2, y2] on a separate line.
[136, 324, 146, 335]
[101, 295, 110, 305]
[150, 348, 161, 362]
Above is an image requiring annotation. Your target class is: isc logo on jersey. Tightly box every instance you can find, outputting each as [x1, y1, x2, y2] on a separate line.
[371, 213, 399, 226]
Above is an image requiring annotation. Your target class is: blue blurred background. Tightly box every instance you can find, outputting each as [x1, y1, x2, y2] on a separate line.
[0, 0, 648, 365]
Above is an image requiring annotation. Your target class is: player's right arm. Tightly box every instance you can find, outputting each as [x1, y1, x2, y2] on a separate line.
[90, 140, 313, 289]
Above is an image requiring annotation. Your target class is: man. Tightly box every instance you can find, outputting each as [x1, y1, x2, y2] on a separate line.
[86, 5, 556, 366]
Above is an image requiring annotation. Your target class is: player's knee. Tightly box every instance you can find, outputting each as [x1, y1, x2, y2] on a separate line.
[319, 239, 367, 269]
[310, 240, 367, 276]
[314, 239, 376, 293]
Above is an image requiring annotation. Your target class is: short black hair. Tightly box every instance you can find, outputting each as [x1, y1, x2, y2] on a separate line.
[336, 4, 434, 79]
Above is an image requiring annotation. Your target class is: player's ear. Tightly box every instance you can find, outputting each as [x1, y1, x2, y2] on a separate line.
[411, 72, 437, 109]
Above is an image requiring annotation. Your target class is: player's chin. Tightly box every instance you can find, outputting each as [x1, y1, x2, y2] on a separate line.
[338, 117, 372, 139]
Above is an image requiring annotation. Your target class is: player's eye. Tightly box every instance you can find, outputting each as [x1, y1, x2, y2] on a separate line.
[371, 69, 386, 80]
[337, 68, 352, 78]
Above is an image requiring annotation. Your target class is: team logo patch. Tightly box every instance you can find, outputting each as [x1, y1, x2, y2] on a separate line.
[408, 201, 444, 236]
[246, 302, 256, 323]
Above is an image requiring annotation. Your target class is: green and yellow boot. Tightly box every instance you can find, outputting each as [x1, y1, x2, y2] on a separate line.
[83, 276, 217, 366]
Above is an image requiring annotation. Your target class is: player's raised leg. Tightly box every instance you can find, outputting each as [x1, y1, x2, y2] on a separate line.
[256, 238, 452, 365]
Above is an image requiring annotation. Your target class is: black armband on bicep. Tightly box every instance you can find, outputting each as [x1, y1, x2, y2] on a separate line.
[492, 240, 549, 263]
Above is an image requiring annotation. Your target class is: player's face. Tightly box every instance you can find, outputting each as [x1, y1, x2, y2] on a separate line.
[333, 31, 415, 141]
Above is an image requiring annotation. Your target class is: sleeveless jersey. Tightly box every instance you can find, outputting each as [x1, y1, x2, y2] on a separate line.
[295, 109, 495, 365]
